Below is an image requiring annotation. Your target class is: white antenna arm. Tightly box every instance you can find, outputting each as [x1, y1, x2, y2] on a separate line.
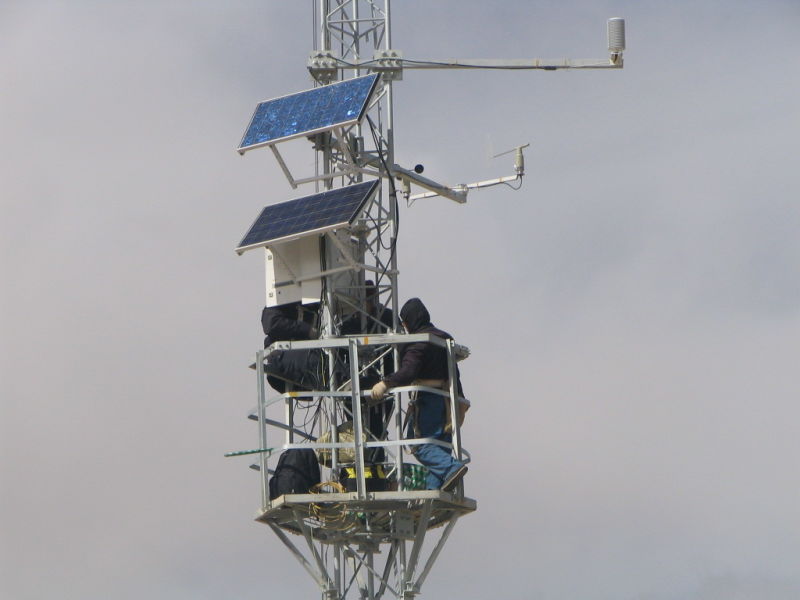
[309, 18, 626, 79]
[408, 144, 530, 204]
[359, 153, 469, 204]
[392, 164, 468, 204]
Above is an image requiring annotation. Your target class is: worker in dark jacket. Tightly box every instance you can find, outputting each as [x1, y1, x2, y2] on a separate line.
[370, 298, 467, 491]
[340, 281, 395, 463]
[261, 302, 318, 348]
[340, 280, 393, 337]
[261, 303, 321, 393]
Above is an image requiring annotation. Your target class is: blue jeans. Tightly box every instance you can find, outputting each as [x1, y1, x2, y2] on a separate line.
[409, 391, 464, 489]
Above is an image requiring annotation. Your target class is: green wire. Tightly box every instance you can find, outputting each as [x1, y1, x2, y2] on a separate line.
[224, 447, 275, 458]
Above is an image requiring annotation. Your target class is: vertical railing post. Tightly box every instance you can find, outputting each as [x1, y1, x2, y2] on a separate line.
[348, 338, 367, 499]
[445, 339, 462, 461]
[285, 384, 294, 446]
[255, 348, 269, 508]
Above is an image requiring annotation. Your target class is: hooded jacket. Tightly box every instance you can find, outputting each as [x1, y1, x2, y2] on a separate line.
[261, 303, 316, 348]
[383, 298, 458, 388]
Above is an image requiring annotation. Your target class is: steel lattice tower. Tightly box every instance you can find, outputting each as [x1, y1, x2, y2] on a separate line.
[230, 3, 625, 598]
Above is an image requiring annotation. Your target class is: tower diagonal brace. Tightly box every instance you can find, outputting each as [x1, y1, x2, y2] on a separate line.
[403, 499, 434, 588]
[346, 547, 400, 599]
[413, 515, 460, 590]
[291, 507, 334, 589]
[267, 522, 330, 589]
[376, 542, 399, 600]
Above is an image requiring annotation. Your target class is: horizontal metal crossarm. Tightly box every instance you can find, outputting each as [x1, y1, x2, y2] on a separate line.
[255, 385, 467, 404]
[313, 55, 622, 72]
[257, 436, 470, 455]
[389, 163, 467, 204]
[372, 56, 622, 69]
[264, 332, 469, 354]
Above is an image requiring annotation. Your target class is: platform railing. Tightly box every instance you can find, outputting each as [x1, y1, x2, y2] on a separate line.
[252, 332, 471, 512]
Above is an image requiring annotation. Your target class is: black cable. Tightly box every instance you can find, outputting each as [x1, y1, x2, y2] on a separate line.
[364, 115, 399, 296]
[501, 176, 524, 191]
[400, 58, 551, 70]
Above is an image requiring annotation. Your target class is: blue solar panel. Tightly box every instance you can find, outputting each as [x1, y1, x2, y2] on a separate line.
[238, 74, 380, 154]
[236, 180, 380, 253]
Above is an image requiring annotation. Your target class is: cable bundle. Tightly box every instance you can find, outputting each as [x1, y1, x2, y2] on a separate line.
[308, 481, 356, 530]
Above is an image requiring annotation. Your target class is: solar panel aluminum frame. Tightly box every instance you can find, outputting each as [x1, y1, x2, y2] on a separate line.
[237, 74, 381, 155]
[235, 179, 380, 255]
[236, 216, 355, 256]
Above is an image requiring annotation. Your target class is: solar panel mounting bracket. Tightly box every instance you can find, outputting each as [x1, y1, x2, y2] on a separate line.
[270, 145, 298, 189]
[266, 127, 381, 190]
[274, 264, 359, 288]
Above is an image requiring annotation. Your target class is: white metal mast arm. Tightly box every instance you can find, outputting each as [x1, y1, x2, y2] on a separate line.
[309, 18, 626, 203]
[309, 18, 626, 75]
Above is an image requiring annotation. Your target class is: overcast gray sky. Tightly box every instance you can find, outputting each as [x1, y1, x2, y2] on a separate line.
[2, 1, 799, 599]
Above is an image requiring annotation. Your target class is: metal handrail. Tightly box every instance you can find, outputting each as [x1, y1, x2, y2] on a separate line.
[252, 332, 471, 506]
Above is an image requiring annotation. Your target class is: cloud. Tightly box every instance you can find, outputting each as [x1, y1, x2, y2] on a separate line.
[2, 2, 800, 599]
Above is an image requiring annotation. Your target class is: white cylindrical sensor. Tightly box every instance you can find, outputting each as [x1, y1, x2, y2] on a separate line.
[608, 17, 626, 53]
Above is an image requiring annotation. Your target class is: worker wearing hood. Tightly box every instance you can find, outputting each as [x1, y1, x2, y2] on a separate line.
[371, 298, 467, 491]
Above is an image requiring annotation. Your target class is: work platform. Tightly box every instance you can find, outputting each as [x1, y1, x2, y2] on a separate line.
[231, 330, 475, 598]
[258, 490, 477, 543]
